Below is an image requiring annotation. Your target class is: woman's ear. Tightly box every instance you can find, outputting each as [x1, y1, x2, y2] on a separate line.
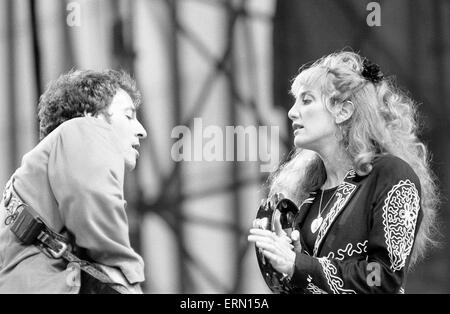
[335, 100, 355, 124]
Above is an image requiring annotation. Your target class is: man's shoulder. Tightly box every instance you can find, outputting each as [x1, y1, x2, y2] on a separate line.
[57, 116, 111, 135]
[52, 117, 122, 156]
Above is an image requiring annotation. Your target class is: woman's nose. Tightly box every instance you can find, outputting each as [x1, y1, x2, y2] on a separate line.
[288, 104, 299, 121]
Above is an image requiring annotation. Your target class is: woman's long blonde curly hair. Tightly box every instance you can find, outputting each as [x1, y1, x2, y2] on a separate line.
[268, 51, 439, 266]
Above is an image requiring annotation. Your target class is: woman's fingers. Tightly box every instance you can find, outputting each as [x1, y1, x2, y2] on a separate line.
[261, 249, 279, 263]
[249, 228, 274, 237]
[251, 218, 270, 230]
[249, 229, 293, 244]
[248, 234, 294, 253]
[247, 234, 272, 245]
[254, 238, 293, 251]
[281, 234, 292, 244]
[249, 230, 296, 274]
[250, 229, 291, 245]
[253, 240, 276, 252]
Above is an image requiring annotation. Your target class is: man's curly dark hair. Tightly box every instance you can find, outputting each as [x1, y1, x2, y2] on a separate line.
[37, 69, 142, 140]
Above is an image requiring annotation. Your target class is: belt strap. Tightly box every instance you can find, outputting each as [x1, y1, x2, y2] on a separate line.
[36, 228, 119, 287]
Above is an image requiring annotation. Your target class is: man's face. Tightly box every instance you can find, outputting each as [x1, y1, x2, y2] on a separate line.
[102, 89, 147, 171]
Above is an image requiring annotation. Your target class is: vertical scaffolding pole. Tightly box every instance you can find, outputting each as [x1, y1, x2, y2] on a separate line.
[6, 0, 18, 172]
[61, 0, 76, 71]
[29, 0, 42, 142]
[167, 0, 188, 293]
[224, 0, 243, 293]
[110, 1, 148, 290]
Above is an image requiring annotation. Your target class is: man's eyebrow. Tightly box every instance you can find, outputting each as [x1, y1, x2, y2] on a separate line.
[125, 106, 137, 112]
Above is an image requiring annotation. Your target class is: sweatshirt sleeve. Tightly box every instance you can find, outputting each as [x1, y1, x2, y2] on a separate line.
[47, 119, 144, 284]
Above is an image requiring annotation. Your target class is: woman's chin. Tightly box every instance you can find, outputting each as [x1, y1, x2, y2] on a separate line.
[293, 137, 308, 149]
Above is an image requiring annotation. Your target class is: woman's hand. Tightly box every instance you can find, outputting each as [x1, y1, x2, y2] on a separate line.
[248, 228, 296, 277]
[250, 195, 302, 278]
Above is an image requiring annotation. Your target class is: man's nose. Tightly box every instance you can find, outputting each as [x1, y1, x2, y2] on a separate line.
[136, 121, 147, 139]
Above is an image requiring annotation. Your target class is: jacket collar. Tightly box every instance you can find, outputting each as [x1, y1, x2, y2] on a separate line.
[294, 169, 360, 257]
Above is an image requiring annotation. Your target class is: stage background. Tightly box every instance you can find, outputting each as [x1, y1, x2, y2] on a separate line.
[0, 0, 448, 293]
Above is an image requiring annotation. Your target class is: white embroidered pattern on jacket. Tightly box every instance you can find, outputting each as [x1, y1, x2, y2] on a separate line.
[306, 275, 327, 294]
[327, 240, 368, 261]
[382, 179, 420, 271]
[346, 169, 356, 179]
[313, 182, 357, 256]
[317, 257, 356, 294]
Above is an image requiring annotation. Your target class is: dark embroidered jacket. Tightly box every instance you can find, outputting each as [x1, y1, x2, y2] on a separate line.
[290, 155, 423, 294]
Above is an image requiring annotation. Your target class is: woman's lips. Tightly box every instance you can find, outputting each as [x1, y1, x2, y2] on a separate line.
[292, 123, 304, 134]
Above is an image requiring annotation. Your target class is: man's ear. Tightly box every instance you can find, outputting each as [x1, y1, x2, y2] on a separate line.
[335, 100, 355, 124]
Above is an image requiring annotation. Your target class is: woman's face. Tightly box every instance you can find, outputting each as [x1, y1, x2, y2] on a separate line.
[100, 89, 147, 171]
[288, 85, 338, 151]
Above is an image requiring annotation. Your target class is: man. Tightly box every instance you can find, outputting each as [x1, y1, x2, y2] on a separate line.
[0, 69, 147, 293]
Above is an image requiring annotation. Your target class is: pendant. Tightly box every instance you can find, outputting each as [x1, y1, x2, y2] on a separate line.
[311, 216, 323, 234]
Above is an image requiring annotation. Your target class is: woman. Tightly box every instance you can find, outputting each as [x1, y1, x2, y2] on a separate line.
[248, 51, 439, 294]
[0, 69, 147, 293]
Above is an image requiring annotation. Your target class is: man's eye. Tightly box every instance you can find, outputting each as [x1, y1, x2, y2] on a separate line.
[126, 115, 133, 120]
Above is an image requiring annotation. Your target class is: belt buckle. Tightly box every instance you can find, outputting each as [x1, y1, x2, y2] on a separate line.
[48, 241, 68, 258]
[38, 232, 68, 258]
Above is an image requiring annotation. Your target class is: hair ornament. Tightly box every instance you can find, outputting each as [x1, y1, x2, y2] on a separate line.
[361, 58, 384, 84]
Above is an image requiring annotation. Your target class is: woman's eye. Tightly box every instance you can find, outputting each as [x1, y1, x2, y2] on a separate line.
[303, 98, 312, 104]
[126, 115, 133, 120]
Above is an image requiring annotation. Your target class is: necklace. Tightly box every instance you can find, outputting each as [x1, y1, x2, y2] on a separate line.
[311, 187, 338, 234]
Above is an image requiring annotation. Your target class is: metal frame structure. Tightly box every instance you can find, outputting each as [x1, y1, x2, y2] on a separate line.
[7, 0, 449, 293]
[132, 0, 286, 293]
